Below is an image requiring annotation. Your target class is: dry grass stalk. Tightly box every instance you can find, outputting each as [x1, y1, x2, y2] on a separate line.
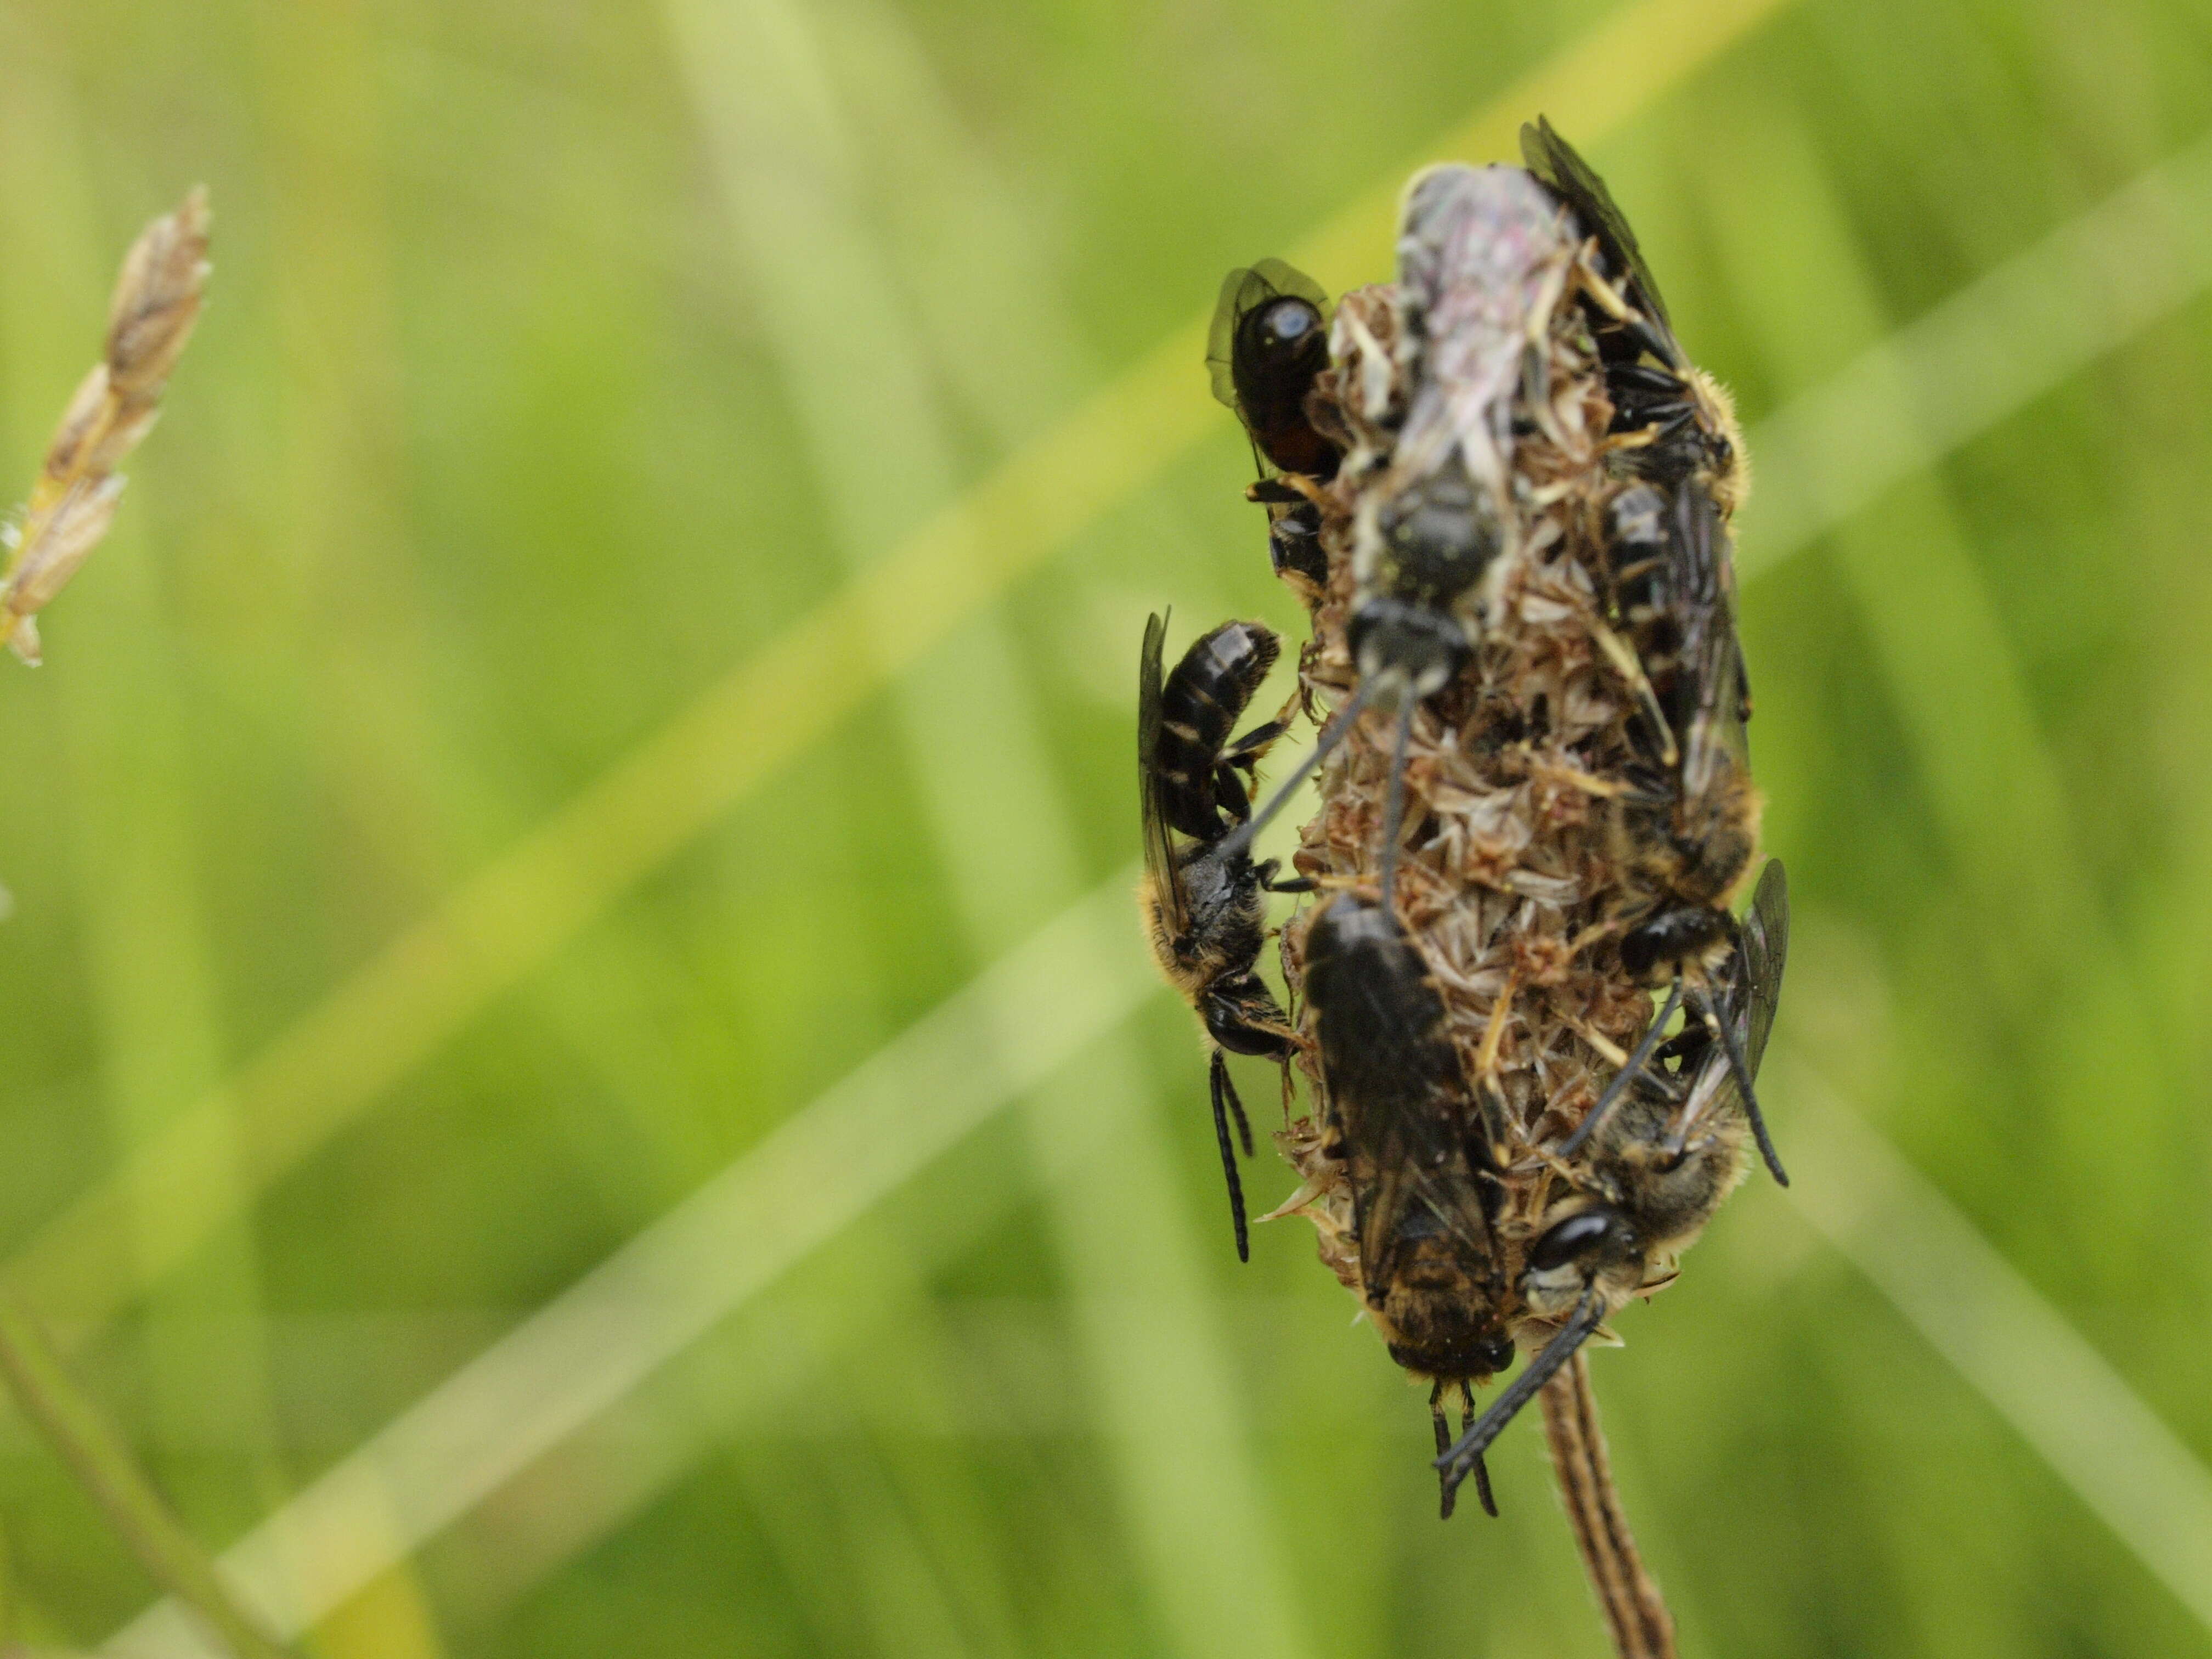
[1541, 1350, 1676, 1659]
[0, 186, 210, 664]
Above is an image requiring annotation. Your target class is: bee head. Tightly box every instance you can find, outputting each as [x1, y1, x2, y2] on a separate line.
[1347, 596, 1471, 699]
[1241, 295, 1327, 379]
[1523, 1200, 1644, 1318]
[1388, 1321, 1517, 1387]
[1619, 905, 1730, 983]
[1686, 366, 1750, 517]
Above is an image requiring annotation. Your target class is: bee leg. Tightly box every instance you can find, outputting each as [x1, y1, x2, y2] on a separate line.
[1223, 718, 1288, 770]
[1219, 674, 1383, 865]
[1210, 1049, 1252, 1263]
[1253, 858, 1316, 895]
[1621, 313, 1676, 366]
[1555, 979, 1683, 1159]
[1682, 981, 1788, 1187]
[1214, 763, 1252, 825]
[1436, 1288, 1608, 1507]
[1376, 697, 1419, 914]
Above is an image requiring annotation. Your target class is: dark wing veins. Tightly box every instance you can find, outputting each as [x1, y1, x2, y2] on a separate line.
[1739, 859, 1790, 1080]
[1669, 483, 1750, 803]
[1139, 612, 1190, 943]
[1519, 115, 1681, 363]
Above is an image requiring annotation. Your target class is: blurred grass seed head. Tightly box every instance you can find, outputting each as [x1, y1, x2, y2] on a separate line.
[0, 186, 209, 667]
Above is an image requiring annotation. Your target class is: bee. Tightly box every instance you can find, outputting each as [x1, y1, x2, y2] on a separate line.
[1207, 259, 1340, 590]
[1506, 120, 1779, 1179]
[1437, 859, 1788, 1508]
[1300, 892, 1516, 1517]
[1520, 117, 1748, 517]
[1227, 164, 1576, 907]
[1139, 612, 1313, 1261]
[1579, 455, 1785, 1186]
[1209, 259, 1340, 482]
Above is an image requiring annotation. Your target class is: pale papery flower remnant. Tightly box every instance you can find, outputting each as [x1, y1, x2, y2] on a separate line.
[0, 185, 210, 665]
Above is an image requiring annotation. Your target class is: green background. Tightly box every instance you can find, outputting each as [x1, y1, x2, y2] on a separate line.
[0, 0, 2207, 1653]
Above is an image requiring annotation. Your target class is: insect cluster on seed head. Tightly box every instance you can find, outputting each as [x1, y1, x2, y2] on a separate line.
[1139, 119, 1791, 1528]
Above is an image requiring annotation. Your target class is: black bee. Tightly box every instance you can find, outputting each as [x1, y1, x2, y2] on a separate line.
[1208, 259, 1340, 482]
[1578, 449, 1782, 1186]
[1437, 859, 1788, 1509]
[1520, 117, 1748, 518]
[1208, 259, 1340, 590]
[1226, 165, 1574, 908]
[1139, 613, 1312, 1261]
[1302, 893, 1516, 1517]
[1511, 120, 1778, 1178]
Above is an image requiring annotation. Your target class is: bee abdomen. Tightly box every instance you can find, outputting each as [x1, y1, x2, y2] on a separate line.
[1156, 620, 1281, 836]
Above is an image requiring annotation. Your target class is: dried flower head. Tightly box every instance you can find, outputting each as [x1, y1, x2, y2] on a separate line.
[0, 186, 209, 664]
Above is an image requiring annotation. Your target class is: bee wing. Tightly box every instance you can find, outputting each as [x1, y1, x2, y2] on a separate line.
[1671, 482, 1751, 801]
[1739, 858, 1790, 1079]
[1353, 1105, 1497, 1299]
[1676, 860, 1788, 1134]
[1519, 115, 1682, 364]
[1345, 1033, 1496, 1293]
[1205, 258, 1333, 418]
[1139, 611, 1190, 941]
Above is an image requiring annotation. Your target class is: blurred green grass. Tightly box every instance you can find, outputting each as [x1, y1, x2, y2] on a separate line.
[0, 0, 2208, 1654]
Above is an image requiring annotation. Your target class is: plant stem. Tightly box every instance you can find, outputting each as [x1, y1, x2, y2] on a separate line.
[0, 1291, 292, 1659]
[1541, 1350, 1677, 1659]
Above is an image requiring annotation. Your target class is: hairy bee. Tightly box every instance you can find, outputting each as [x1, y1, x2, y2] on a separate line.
[1437, 859, 1787, 1506]
[1208, 259, 1340, 591]
[1507, 120, 1780, 1180]
[1139, 612, 1312, 1261]
[1520, 117, 1748, 517]
[1300, 893, 1515, 1516]
[1227, 164, 1577, 906]
[1580, 441, 1784, 1186]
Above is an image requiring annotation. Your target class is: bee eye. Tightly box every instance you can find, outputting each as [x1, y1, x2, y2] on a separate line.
[1258, 297, 1320, 354]
[1476, 1332, 1516, 1375]
[1530, 1207, 1628, 1273]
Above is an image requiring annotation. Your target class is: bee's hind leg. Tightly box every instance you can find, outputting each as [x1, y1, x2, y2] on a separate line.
[1556, 979, 1682, 1160]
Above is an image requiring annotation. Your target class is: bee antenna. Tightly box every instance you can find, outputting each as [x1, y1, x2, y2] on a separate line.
[1555, 979, 1683, 1159]
[1430, 1380, 1496, 1520]
[1682, 980, 1787, 1186]
[1209, 1052, 1252, 1262]
[1217, 675, 1380, 867]
[1377, 698, 1417, 915]
[1429, 1381, 1457, 1521]
[1435, 1289, 1607, 1505]
[1463, 1380, 1497, 1517]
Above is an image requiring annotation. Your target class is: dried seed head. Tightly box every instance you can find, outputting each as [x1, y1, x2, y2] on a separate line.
[0, 187, 209, 661]
[43, 365, 112, 483]
[1277, 207, 1695, 1350]
[106, 185, 211, 408]
[6, 477, 124, 618]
